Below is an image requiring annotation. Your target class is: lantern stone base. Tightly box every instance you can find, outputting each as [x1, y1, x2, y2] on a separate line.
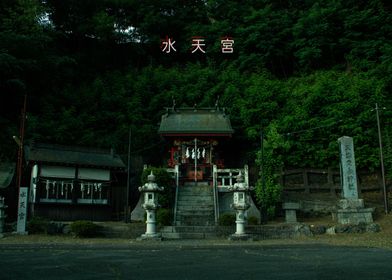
[137, 233, 162, 241]
[338, 199, 364, 209]
[228, 233, 253, 241]
[13, 231, 28, 235]
[335, 199, 374, 225]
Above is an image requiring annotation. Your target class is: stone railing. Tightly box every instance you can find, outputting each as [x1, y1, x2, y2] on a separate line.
[212, 165, 249, 223]
[213, 165, 249, 190]
[166, 165, 179, 225]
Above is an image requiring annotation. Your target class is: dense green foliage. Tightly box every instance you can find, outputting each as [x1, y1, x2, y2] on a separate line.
[1, 0, 391, 178]
[218, 213, 236, 226]
[255, 124, 288, 218]
[27, 216, 49, 234]
[27, 217, 65, 235]
[70, 220, 102, 238]
[247, 216, 259, 225]
[141, 167, 175, 209]
[156, 208, 172, 226]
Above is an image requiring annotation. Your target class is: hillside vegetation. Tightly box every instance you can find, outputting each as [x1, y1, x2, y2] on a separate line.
[0, 0, 391, 176]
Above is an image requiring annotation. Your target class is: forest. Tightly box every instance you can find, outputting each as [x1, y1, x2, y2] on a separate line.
[1, 0, 391, 179]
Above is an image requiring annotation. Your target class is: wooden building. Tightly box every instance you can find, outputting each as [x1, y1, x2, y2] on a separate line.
[0, 163, 17, 220]
[25, 143, 125, 221]
[158, 107, 234, 184]
[155, 107, 259, 226]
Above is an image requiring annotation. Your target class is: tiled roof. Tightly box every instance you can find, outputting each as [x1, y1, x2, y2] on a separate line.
[158, 108, 234, 135]
[25, 143, 125, 169]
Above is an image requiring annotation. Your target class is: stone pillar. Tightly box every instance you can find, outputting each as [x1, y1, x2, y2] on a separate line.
[145, 210, 157, 235]
[282, 202, 300, 223]
[336, 136, 373, 224]
[16, 187, 28, 234]
[235, 209, 246, 235]
[0, 197, 7, 237]
[339, 136, 359, 199]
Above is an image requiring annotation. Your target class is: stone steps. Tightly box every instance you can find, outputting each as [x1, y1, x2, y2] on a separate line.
[161, 226, 220, 239]
[161, 226, 218, 233]
[176, 210, 215, 216]
[177, 194, 213, 199]
[176, 207, 214, 212]
[161, 232, 219, 239]
[175, 216, 215, 226]
[176, 214, 215, 220]
[177, 202, 214, 207]
[178, 195, 213, 198]
[178, 198, 213, 201]
[174, 182, 216, 226]
[182, 182, 211, 187]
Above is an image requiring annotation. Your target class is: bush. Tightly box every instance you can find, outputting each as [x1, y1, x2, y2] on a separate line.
[218, 213, 236, 226]
[248, 216, 259, 225]
[70, 221, 102, 238]
[157, 208, 172, 226]
[47, 222, 65, 235]
[27, 216, 49, 234]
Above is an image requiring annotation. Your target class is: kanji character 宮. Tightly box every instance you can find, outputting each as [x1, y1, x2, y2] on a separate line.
[221, 37, 234, 53]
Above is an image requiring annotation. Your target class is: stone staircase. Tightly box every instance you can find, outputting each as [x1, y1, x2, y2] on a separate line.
[160, 226, 220, 239]
[174, 182, 216, 227]
[160, 182, 217, 239]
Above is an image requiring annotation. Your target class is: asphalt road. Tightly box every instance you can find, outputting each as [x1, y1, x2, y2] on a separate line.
[0, 242, 391, 280]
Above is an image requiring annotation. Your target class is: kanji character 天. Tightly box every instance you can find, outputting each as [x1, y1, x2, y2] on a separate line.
[191, 36, 206, 53]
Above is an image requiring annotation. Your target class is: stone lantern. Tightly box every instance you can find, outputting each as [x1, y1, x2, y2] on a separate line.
[228, 172, 252, 240]
[138, 171, 164, 240]
[0, 197, 7, 236]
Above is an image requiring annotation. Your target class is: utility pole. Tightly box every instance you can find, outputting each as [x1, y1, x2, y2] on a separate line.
[15, 94, 27, 233]
[125, 127, 131, 223]
[194, 138, 197, 183]
[260, 130, 267, 224]
[16, 94, 27, 191]
[374, 103, 388, 214]
[260, 130, 265, 194]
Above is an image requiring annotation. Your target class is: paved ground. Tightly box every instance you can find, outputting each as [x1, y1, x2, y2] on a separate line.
[0, 242, 391, 280]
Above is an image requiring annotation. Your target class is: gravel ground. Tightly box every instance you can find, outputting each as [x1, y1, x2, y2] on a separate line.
[1, 214, 391, 249]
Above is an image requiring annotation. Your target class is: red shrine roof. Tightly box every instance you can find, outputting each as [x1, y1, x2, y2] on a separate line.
[158, 107, 234, 137]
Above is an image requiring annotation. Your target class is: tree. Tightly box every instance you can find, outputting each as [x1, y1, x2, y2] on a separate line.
[255, 123, 288, 220]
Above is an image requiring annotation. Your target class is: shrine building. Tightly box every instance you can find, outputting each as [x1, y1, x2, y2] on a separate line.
[157, 107, 258, 226]
[158, 107, 234, 183]
[25, 143, 125, 221]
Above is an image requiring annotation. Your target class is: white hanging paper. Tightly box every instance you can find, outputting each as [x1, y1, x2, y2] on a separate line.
[186, 147, 190, 158]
